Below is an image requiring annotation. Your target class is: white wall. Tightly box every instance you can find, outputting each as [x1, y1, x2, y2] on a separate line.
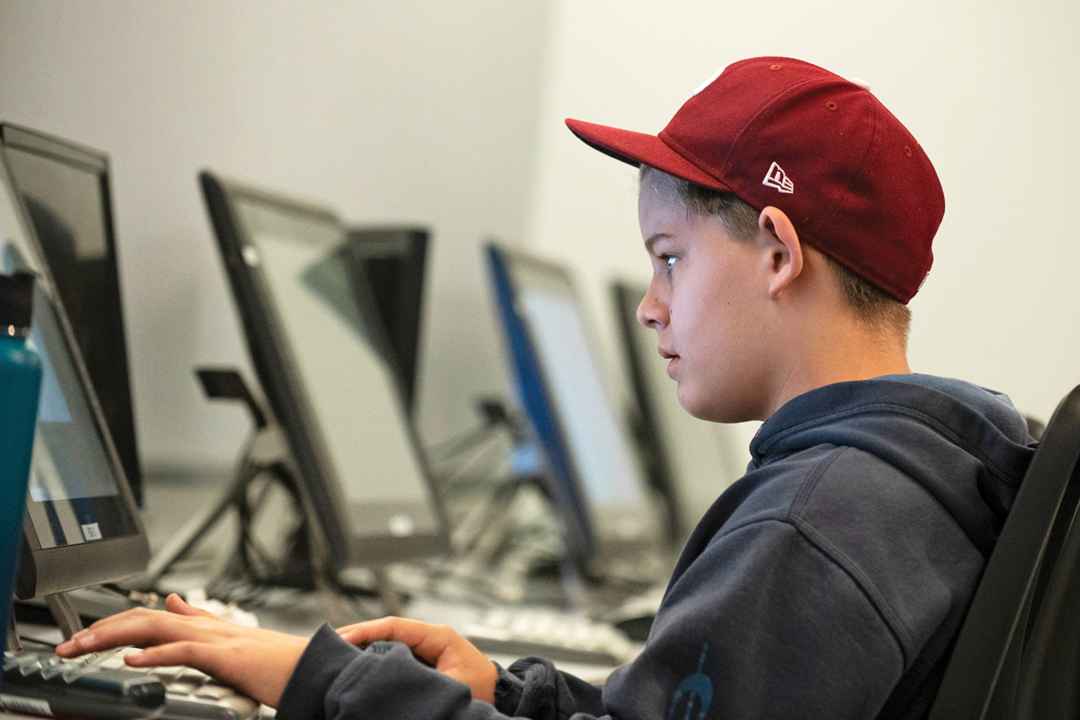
[2, 0, 1076, 498]
[524, 0, 1080, 486]
[0, 0, 552, 469]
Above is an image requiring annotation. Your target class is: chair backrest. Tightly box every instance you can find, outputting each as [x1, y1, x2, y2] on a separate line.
[928, 384, 1080, 720]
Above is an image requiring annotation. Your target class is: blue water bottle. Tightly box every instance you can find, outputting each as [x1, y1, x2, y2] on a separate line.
[0, 272, 42, 659]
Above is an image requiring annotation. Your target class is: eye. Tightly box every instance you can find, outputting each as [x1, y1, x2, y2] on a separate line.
[664, 255, 677, 271]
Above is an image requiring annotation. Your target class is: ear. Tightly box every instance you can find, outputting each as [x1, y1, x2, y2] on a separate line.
[757, 206, 804, 300]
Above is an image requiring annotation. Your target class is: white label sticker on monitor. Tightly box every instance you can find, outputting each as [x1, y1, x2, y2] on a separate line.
[388, 514, 416, 537]
[81, 523, 103, 541]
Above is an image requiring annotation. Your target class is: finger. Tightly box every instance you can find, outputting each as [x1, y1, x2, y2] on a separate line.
[58, 608, 218, 656]
[336, 617, 391, 644]
[337, 617, 433, 647]
[335, 618, 495, 704]
[335, 622, 364, 636]
[338, 617, 462, 666]
[122, 641, 212, 672]
[121, 643, 248, 702]
[57, 607, 168, 656]
[125, 639, 304, 709]
[79, 606, 163, 633]
[165, 593, 217, 618]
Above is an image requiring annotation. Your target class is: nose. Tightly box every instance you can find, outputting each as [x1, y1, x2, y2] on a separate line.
[637, 283, 668, 329]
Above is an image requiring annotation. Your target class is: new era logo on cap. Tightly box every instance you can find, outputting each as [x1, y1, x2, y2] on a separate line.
[763, 162, 794, 194]
[693, 65, 726, 96]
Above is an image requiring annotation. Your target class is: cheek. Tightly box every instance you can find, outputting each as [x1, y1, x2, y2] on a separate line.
[673, 286, 731, 354]
[676, 297, 749, 392]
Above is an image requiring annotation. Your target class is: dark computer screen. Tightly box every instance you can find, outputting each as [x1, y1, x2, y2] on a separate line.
[486, 243, 660, 573]
[344, 227, 429, 415]
[0, 124, 143, 507]
[612, 280, 732, 540]
[611, 281, 683, 542]
[0, 158, 148, 600]
[200, 172, 448, 570]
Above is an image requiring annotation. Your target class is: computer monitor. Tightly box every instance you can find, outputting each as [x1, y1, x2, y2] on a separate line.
[612, 280, 733, 540]
[611, 281, 683, 542]
[343, 227, 429, 414]
[486, 243, 661, 573]
[0, 124, 143, 508]
[199, 171, 448, 571]
[0, 155, 148, 601]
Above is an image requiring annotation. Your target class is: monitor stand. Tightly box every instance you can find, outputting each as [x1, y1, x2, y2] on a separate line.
[7, 606, 22, 651]
[43, 593, 83, 640]
[134, 369, 398, 625]
[6, 591, 84, 650]
[443, 437, 589, 609]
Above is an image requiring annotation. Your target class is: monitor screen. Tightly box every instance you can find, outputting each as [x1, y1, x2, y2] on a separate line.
[344, 227, 429, 415]
[486, 243, 659, 571]
[0, 124, 143, 508]
[0, 157, 147, 600]
[200, 172, 447, 569]
[613, 280, 733, 538]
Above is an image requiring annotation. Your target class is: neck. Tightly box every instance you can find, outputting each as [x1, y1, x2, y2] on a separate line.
[762, 312, 911, 419]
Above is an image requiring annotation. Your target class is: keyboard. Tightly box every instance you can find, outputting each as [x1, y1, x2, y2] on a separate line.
[463, 607, 638, 666]
[3, 648, 259, 720]
[2, 650, 164, 719]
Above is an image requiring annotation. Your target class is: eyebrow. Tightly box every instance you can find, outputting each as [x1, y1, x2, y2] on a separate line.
[644, 233, 672, 254]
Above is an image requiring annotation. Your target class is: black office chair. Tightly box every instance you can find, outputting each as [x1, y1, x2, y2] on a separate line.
[928, 384, 1080, 720]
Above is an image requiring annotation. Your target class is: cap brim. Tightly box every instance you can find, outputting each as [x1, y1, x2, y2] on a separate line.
[565, 118, 731, 192]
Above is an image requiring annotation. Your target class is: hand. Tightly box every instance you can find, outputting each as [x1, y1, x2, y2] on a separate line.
[337, 617, 498, 703]
[55, 593, 308, 707]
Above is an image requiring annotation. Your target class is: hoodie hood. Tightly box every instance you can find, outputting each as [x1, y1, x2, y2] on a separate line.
[749, 374, 1035, 558]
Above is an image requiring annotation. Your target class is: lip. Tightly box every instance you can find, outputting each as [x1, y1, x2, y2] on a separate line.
[658, 347, 680, 377]
[665, 356, 680, 378]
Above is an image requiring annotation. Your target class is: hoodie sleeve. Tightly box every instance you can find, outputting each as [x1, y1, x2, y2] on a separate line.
[276, 625, 608, 720]
[493, 658, 606, 718]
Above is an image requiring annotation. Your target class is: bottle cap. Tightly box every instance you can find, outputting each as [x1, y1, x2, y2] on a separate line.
[0, 272, 35, 332]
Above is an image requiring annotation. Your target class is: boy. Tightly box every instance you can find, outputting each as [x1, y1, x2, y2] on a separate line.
[58, 57, 1035, 719]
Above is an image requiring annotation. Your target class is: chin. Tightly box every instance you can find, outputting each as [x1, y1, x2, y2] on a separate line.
[677, 387, 721, 422]
[678, 385, 758, 424]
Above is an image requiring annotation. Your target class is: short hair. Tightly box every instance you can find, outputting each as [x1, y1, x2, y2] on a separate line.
[640, 166, 911, 344]
[640, 165, 759, 242]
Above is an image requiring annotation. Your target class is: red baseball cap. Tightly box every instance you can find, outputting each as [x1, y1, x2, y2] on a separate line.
[566, 57, 945, 303]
